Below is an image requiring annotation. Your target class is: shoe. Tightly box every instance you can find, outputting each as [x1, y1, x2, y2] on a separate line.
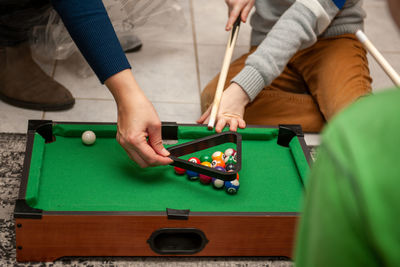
[120, 34, 143, 53]
[0, 42, 75, 111]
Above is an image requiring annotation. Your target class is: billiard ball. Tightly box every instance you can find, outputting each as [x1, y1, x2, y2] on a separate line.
[225, 155, 237, 164]
[188, 157, 200, 164]
[224, 148, 236, 157]
[199, 174, 212, 184]
[200, 155, 212, 163]
[82, 130, 96, 145]
[186, 170, 199, 181]
[212, 178, 224, 189]
[225, 163, 236, 171]
[174, 166, 186, 175]
[214, 166, 226, 172]
[211, 159, 225, 168]
[201, 161, 212, 168]
[212, 151, 225, 161]
[225, 179, 240, 194]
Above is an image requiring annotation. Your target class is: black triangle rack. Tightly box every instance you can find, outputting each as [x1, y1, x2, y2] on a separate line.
[167, 131, 242, 181]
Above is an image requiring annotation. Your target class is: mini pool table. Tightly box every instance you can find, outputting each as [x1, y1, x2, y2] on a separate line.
[14, 120, 311, 262]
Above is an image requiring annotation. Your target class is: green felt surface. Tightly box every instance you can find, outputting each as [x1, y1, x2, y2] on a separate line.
[289, 137, 309, 186]
[26, 124, 308, 212]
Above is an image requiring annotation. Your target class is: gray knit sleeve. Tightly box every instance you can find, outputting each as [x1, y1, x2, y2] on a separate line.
[232, 0, 339, 102]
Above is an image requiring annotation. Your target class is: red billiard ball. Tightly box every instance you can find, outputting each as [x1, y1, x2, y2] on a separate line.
[188, 157, 200, 164]
[199, 174, 212, 184]
[174, 166, 186, 175]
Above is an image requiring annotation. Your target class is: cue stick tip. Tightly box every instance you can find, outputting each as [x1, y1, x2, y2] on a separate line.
[207, 118, 215, 130]
[355, 30, 368, 43]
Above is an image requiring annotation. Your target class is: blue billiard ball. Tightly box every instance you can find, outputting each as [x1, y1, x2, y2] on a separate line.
[225, 179, 240, 194]
[186, 170, 199, 181]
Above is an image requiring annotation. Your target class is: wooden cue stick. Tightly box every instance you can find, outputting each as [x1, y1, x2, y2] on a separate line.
[207, 17, 241, 130]
[356, 30, 400, 87]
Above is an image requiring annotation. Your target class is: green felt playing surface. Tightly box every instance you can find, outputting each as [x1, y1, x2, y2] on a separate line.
[25, 124, 308, 212]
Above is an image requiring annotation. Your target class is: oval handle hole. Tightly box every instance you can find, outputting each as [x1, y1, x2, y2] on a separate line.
[148, 228, 208, 255]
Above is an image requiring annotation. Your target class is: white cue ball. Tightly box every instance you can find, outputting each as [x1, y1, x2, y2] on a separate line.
[82, 130, 96, 145]
[213, 178, 225, 189]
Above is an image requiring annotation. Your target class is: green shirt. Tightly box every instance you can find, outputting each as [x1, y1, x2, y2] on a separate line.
[295, 89, 400, 267]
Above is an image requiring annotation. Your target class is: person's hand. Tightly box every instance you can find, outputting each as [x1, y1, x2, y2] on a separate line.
[116, 93, 173, 168]
[225, 0, 255, 31]
[105, 70, 173, 167]
[197, 83, 250, 133]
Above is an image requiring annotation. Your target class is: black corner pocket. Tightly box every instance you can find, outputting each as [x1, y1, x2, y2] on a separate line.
[147, 228, 208, 255]
[277, 124, 303, 147]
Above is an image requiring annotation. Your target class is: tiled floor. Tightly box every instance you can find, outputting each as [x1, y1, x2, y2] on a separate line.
[1, 0, 400, 147]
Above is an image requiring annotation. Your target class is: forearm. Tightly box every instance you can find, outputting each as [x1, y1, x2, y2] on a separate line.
[105, 70, 141, 106]
[233, 0, 340, 101]
[51, 0, 131, 83]
[105, 70, 152, 122]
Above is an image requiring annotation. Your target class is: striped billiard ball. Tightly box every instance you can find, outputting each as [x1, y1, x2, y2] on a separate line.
[225, 179, 240, 194]
[224, 148, 236, 157]
[212, 151, 226, 161]
[188, 157, 200, 164]
[211, 159, 225, 168]
[225, 155, 237, 164]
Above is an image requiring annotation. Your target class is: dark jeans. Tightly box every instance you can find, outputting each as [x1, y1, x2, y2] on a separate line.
[0, 0, 50, 47]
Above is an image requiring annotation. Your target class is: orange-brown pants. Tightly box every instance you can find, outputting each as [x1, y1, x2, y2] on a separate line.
[201, 34, 372, 132]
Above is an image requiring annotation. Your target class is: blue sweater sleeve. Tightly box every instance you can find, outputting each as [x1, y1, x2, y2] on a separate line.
[51, 0, 131, 83]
